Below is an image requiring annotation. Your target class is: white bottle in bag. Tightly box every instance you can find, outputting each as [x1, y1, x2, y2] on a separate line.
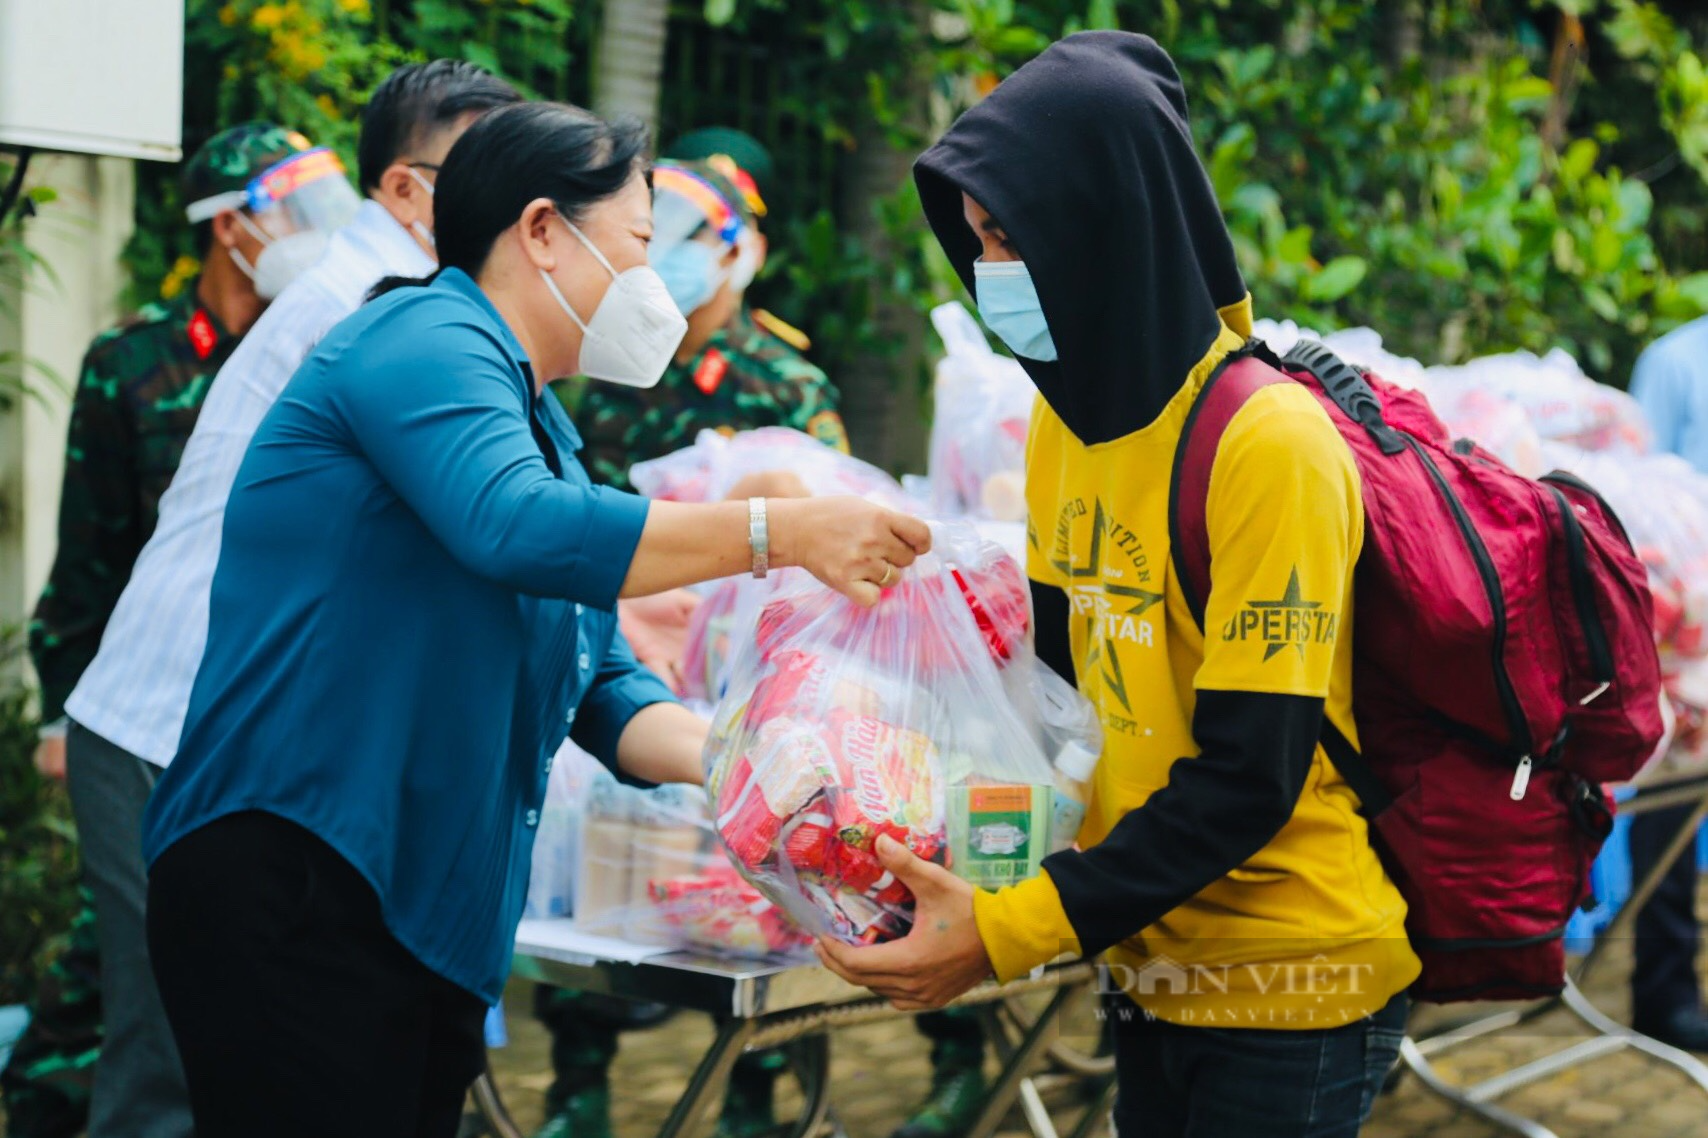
[1049, 742, 1098, 854]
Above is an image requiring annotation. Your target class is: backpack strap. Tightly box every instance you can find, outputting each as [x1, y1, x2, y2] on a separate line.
[1169, 341, 1394, 818]
[1168, 344, 1290, 629]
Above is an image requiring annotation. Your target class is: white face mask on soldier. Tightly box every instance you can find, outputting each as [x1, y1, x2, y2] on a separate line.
[538, 212, 687, 388]
[231, 211, 327, 301]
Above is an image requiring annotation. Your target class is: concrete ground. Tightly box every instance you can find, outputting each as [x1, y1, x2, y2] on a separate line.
[484, 925, 1708, 1138]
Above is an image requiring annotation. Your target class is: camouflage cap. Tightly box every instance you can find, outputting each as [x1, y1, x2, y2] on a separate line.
[662, 127, 773, 215]
[181, 121, 313, 216]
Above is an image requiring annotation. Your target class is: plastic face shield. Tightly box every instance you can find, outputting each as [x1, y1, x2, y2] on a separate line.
[184, 147, 361, 239]
[649, 164, 746, 264]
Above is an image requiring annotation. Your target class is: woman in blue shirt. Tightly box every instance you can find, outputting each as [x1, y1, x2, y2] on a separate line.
[140, 102, 930, 1138]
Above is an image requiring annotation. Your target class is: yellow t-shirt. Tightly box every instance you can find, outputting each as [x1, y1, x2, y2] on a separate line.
[973, 301, 1420, 1028]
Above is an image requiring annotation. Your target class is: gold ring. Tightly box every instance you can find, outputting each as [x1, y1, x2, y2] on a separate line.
[878, 563, 895, 588]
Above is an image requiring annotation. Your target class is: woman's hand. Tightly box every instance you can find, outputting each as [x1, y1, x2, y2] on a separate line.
[815, 835, 994, 1009]
[621, 498, 930, 602]
[725, 469, 811, 501]
[618, 589, 701, 693]
[770, 497, 932, 607]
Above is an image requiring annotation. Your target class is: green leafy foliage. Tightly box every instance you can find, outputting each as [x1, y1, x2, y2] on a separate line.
[695, 0, 1708, 391]
[0, 162, 65, 407]
[921, 0, 1708, 382]
[118, 0, 1708, 385]
[0, 635, 74, 1006]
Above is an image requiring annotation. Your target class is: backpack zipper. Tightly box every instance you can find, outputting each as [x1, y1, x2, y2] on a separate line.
[1542, 482, 1615, 705]
[1401, 436, 1535, 790]
[1544, 469, 1635, 548]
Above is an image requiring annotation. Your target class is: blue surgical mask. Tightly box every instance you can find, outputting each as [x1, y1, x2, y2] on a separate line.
[652, 241, 727, 317]
[974, 258, 1057, 362]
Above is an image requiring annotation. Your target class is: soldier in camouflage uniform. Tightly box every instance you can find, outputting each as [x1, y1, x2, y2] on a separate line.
[576, 159, 848, 491]
[3, 122, 320, 1138]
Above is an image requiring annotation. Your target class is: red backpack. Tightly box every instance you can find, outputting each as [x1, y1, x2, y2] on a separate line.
[1170, 339, 1664, 1003]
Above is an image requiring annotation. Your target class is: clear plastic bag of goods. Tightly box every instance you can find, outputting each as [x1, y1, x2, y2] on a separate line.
[1028, 662, 1104, 853]
[1430, 350, 1651, 455]
[630, 426, 913, 509]
[1664, 660, 1708, 773]
[704, 521, 1099, 945]
[1251, 320, 1433, 392]
[1426, 386, 1547, 477]
[681, 580, 744, 702]
[523, 741, 607, 919]
[1318, 327, 1433, 392]
[680, 575, 786, 703]
[927, 303, 1035, 522]
[1544, 445, 1708, 673]
[573, 768, 810, 957]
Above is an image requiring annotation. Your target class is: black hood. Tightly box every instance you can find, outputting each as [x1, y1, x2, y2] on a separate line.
[916, 31, 1247, 445]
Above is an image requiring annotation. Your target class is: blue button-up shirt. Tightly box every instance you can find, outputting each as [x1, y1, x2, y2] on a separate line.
[1632, 315, 1708, 471]
[142, 268, 675, 1002]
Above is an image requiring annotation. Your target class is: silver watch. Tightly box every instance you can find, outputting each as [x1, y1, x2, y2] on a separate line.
[748, 497, 769, 579]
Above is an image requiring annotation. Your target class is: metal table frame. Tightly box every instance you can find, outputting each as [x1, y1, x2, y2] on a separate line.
[473, 937, 1108, 1138]
[1398, 769, 1708, 1137]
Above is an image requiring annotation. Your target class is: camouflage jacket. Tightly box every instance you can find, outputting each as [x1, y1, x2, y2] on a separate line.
[578, 307, 849, 491]
[29, 283, 238, 722]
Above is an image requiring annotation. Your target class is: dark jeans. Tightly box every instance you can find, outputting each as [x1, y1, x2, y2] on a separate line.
[148, 811, 487, 1138]
[1629, 803, 1703, 1028]
[1108, 992, 1407, 1138]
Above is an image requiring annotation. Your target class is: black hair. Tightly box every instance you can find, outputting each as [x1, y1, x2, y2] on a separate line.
[368, 102, 648, 299]
[356, 60, 521, 193]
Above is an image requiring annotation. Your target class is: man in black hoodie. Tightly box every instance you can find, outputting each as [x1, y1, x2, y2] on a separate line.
[818, 32, 1416, 1138]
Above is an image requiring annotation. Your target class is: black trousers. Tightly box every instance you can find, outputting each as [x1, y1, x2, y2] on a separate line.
[1629, 803, 1703, 1027]
[147, 811, 487, 1138]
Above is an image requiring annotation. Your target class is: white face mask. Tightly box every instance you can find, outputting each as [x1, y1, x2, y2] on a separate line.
[539, 213, 687, 388]
[231, 211, 328, 301]
[406, 167, 437, 252]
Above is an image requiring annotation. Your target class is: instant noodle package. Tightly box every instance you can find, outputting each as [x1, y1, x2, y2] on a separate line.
[704, 523, 1100, 945]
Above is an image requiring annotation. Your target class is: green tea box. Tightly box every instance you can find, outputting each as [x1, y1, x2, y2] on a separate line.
[948, 783, 1052, 889]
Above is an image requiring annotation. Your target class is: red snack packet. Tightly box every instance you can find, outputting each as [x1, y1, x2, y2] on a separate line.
[714, 759, 783, 870]
[779, 803, 836, 875]
[647, 866, 812, 956]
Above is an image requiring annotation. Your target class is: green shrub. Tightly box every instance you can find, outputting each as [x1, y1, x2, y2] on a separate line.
[0, 640, 76, 1007]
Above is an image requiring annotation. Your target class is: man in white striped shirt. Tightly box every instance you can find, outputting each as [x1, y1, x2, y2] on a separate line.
[58, 61, 520, 1137]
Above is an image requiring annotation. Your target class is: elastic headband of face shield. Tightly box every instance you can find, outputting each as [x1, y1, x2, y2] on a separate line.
[184, 147, 362, 238]
[649, 164, 747, 261]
